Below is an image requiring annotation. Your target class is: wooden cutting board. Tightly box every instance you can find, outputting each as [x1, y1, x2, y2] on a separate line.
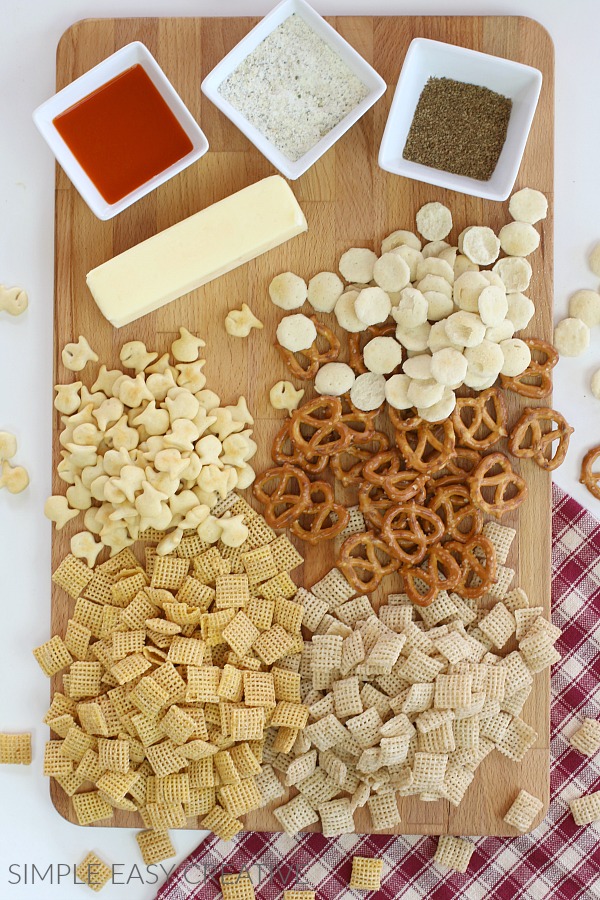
[51, 15, 554, 836]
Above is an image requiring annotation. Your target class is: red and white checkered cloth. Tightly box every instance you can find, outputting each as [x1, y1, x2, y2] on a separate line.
[158, 484, 600, 900]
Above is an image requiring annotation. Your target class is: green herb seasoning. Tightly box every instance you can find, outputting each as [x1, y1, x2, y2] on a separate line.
[402, 77, 512, 181]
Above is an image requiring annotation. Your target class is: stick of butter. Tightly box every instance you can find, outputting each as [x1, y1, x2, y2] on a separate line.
[86, 175, 308, 328]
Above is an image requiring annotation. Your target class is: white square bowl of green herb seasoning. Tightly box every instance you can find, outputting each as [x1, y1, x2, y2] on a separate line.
[379, 38, 542, 201]
[201, 0, 386, 180]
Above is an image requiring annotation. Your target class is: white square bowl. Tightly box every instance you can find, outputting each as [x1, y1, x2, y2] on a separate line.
[378, 38, 543, 201]
[201, 0, 387, 180]
[33, 41, 209, 220]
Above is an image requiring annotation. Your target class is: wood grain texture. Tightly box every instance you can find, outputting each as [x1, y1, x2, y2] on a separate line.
[51, 15, 554, 836]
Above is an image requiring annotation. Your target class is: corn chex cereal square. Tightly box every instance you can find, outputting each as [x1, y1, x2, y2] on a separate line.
[52, 554, 93, 599]
[0, 733, 32, 765]
[220, 872, 256, 900]
[434, 835, 474, 872]
[350, 856, 383, 891]
[33, 635, 73, 677]
[136, 830, 177, 865]
[75, 851, 112, 893]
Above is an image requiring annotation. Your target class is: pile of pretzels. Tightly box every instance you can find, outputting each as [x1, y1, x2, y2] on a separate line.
[253, 368, 573, 605]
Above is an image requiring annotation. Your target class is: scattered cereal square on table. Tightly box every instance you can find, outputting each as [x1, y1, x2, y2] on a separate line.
[220, 872, 256, 900]
[76, 851, 112, 893]
[434, 835, 474, 872]
[504, 789, 544, 832]
[570, 718, 600, 757]
[136, 829, 177, 866]
[350, 856, 384, 890]
[0, 733, 32, 765]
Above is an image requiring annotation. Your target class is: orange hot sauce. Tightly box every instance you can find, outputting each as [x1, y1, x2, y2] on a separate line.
[53, 63, 193, 205]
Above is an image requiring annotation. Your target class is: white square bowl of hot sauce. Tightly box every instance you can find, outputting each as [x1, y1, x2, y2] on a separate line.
[33, 41, 209, 220]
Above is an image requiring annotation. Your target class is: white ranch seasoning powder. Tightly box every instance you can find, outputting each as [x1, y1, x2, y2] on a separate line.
[219, 14, 369, 162]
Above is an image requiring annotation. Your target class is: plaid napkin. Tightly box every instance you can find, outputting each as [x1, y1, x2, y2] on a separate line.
[158, 484, 600, 900]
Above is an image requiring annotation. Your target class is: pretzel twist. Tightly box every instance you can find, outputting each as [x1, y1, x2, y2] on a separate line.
[508, 406, 573, 471]
[402, 545, 462, 607]
[581, 445, 600, 500]
[290, 481, 350, 544]
[446, 534, 498, 600]
[451, 388, 508, 451]
[338, 531, 400, 594]
[469, 452, 528, 518]
[380, 502, 445, 565]
[396, 419, 456, 474]
[427, 484, 484, 543]
[500, 338, 558, 399]
[253, 465, 312, 529]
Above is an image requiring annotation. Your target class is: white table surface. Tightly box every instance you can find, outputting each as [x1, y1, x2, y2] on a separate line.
[0, 0, 598, 897]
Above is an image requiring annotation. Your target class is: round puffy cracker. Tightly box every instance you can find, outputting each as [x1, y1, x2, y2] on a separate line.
[350, 372, 386, 411]
[276, 314, 317, 352]
[425, 292, 454, 322]
[499, 222, 540, 257]
[373, 253, 411, 292]
[407, 377, 445, 409]
[499, 338, 532, 376]
[462, 227, 501, 266]
[486, 320, 515, 343]
[395, 320, 431, 352]
[307, 272, 344, 313]
[403, 353, 433, 380]
[457, 227, 473, 254]
[390, 244, 423, 281]
[417, 274, 453, 300]
[385, 373, 412, 410]
[591, 369, 600, 400]
[492, 257, 533, 293]
[506, 293, 535, 331]
[417, 257, 454, 285]
[416, 202, 453, 241]
[381, 229, 422, 254]
[554, 317, 590, 357]
[269, 272, 307, 310]
[355, 286, 392, 326]
[445, 311, 486, 348]
[339, 248, 378, 284]
[363, 336, 403, 375]
[438, 246, 458, 268]
[418, 386, 457, 422]
[428, 320, 462, 354]
[478, 286, 508, 327]
[453, 271, 489, 313]
[422, 240, 451, 259]
[509, 187, 548, 225]
[463, 372, 498, 391]
[464, 340, 504, 379]
[431, 347, 468, 386]
[315, 362, 356, 396]
[568, 289, 600, 327]
[392, 287, 428, 328]
[334, 291, 367, 333]
[589, 242, 600, 278]
[454, 254, 479, 277]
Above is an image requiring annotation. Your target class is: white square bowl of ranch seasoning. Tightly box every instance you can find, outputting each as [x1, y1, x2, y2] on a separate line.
[379, 38, 542, 201]
[201, 0, 386, 180]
